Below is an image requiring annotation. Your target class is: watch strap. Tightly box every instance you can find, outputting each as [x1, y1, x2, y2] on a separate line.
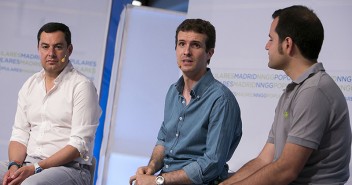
[8, 161, 22, 170]
[34, 162, 43, 174]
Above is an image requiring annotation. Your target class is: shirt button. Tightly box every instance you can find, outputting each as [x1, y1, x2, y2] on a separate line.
[170, 150, 173, 153]
[176, 133, 179, 137]
[182, 100, 185, 104]
[179, 117, 183, 121]
[165, 165, 169, 168]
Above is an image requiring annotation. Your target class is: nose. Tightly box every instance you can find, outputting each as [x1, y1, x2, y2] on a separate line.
[265, 42, 270, 50]
[48, 47, 57, 58]
[183, 44, 191, 56]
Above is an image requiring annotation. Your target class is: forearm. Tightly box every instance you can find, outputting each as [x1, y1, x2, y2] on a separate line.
[224, 158, 269, 184]
[225, 143, 311, 185]
[231, 161, 294, 185]
[8, 141, 27, 163]
[162, 169, 193, 185]
[236, 143, 312, 185]
[38, 145, 80, 169]
[148, 145, 165, 173]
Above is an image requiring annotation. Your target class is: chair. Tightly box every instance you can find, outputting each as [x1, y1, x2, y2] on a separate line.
[89, 157, 96, 185]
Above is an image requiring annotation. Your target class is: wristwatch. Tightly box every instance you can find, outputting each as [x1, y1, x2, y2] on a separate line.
[33, 162, 43, 174]
[155, 175, 164, 185]
[8, 161, 22, 170]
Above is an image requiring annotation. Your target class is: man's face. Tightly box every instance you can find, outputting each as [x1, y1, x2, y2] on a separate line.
[265, 17, 287, 70]
[38, 31, 72, 76]
[176, 31, 214, 79]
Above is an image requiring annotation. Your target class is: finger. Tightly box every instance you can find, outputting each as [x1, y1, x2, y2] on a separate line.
[146, 168, 154, 175]
[129, 175, 136, 185]
[3, 172, 10, 185]
[136, 167, 145, 174]
[129, 179, 136, 185]
[10, 170, 20, 179]
[8, 176, 22, 185]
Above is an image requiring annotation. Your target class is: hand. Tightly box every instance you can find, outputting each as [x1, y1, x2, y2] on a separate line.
[2, 166, 18, 185]
[5, 165, 35, 185]
[136, 166, 154, 175]
[129, 174, 136, 185]
[130, 174, 156, 185]
[129, 166, 155, 185]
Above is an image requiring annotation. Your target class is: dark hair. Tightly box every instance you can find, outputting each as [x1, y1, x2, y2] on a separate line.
[37, 22, 71, 46]
[272, 5, 324, 60]
[175, 18, 216, 52]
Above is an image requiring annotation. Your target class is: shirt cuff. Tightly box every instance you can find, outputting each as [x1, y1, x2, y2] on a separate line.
[68, 136, 90, 161]
[10, 130, 29, 147]
[156, 140, 164, 146]
[183, 161, 203, 184]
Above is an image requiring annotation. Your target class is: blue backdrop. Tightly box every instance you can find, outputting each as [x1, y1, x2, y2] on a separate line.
[93, 0, 132, 184]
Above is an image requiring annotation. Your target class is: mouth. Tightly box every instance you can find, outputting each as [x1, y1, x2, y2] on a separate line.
[182, 58, 193, 63]
[46, 60, 58, 64]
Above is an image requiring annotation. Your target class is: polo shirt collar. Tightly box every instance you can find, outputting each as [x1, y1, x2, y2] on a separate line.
[293, 62, 325, 85]
[285, 63, 325, 92]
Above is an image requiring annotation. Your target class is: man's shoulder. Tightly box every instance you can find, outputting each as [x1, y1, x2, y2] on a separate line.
[66, 68, 93, 84]
[21, 71, 43, 87]
[211, 78, 235, 97]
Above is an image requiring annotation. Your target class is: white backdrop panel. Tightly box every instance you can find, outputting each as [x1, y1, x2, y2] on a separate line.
[99, 5, 185, 185]
[188, 0, 352, 184]
[0, 0, 110, 160]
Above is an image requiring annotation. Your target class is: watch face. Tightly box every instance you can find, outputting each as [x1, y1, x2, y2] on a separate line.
[35, 167, 42, 173]
[34, 163, 43, 174]
[155, 176, 164, 185]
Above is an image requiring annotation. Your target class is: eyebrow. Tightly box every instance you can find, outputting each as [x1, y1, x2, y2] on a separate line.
[40, 42, 64, 46]
[178, 39, 203, 44]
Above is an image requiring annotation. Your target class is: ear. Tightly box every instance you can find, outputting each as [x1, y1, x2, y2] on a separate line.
[207, 48, 214, 59]
[283, 37, 294, 55]
[68, 44, 73, 56]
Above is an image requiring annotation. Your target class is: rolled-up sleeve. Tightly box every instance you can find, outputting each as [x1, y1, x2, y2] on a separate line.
[68, 81, 101, 162]
[10, 83, 31, 146]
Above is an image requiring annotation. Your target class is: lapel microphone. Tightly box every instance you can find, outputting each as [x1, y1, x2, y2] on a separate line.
[61, 54, 67, 63]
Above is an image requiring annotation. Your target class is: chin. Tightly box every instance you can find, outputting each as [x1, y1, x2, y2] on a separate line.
[268, 63, 280, 70]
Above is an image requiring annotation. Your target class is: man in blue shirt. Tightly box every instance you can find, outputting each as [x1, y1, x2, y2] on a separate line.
[130, 19, 242, 185]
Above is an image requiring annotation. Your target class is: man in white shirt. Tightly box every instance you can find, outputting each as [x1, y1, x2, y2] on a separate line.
[0, 22, 101, 185]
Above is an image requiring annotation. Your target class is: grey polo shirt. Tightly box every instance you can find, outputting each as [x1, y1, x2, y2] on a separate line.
[268, 63, 351, 184]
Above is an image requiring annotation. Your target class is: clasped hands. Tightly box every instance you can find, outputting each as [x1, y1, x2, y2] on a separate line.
[129, 166, 157, 185]
[2, 165, 34, 185]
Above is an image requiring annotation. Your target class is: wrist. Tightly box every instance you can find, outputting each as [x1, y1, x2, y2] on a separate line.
[33, 162, 43, 174]
[155, 175, 165, 185]
[8, 161, 22, 170]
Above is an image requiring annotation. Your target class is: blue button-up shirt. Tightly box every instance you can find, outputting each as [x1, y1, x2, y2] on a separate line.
[157, 68, 242, 184]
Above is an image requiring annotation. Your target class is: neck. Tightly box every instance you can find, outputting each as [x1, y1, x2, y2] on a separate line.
[287, 61, 315, 81]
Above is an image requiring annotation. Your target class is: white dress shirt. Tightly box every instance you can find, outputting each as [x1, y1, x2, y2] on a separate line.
[10, 62, 101, 165]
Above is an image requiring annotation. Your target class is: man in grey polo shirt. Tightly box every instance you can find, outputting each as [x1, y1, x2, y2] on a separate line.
[221, 5, 351, 185]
